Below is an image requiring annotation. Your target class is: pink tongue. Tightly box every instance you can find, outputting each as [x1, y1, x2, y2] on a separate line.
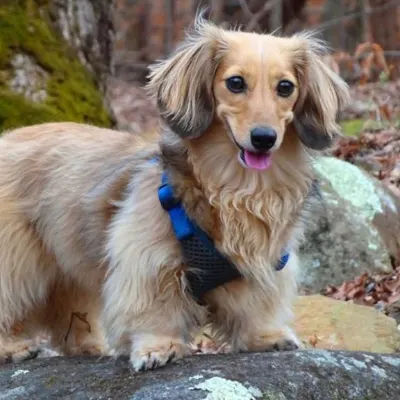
[243, 150, 272, 170]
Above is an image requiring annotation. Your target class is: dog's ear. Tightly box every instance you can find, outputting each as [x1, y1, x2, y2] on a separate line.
[290, 34, 350, 150]
[147, 16, 223, 139]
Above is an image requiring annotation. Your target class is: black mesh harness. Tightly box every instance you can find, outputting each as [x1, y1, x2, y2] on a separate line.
[156, 163, 289, 304]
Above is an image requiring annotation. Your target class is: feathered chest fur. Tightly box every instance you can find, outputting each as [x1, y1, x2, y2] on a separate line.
[162, 132, 315, 291]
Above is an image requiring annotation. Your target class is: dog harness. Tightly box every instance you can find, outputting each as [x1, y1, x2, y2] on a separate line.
[154, 160, 289, 304]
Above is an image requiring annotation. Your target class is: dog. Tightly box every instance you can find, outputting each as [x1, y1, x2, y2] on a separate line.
[0, 16, 349, 370]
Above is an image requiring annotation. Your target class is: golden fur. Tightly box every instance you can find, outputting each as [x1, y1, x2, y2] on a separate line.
[0, 17, 349, 370]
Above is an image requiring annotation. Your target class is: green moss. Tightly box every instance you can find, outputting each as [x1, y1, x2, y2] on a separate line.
[340, 118, 400, 136]
[0, 91, 63, 130]
[340, 119, 365, 136]
[0, 1, 111, 132]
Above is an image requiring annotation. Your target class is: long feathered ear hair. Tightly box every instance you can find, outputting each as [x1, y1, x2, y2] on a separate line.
[146, 14, 225, 139]
[290, 33, 350, 150]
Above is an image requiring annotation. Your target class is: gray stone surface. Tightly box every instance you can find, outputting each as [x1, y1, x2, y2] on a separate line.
[1, 350, 399, 399]
[299, 156, 400, 293]
[8, 54, 49, 103]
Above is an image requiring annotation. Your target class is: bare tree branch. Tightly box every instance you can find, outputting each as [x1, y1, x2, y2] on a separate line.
[246, 0, 276, 32]
[269, 0, 282, 33]
[211, 0, 224, 24]
[164, 0, 174, 56]
[237, 0, 259, 31]
[311, 0, 398, 31]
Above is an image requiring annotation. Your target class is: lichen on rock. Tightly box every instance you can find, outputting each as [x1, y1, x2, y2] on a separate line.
[192, 377, 262, 400]
[313, 157, 383, 221]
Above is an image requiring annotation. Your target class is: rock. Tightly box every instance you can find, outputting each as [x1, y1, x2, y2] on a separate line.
[298, 156, 400, 293]
[8, 54, 48, 103]
[383, 300, 400, 325]
[1, 350, 399, 399]
[194, 295, 400, 355]
[0, 2, 111, 131]
[294, 295, 400, 353]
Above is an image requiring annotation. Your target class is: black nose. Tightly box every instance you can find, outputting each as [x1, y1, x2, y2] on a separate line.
[250, 127, 277, 151]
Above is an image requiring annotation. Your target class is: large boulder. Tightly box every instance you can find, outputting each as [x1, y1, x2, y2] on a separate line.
[1, 350, 399, 399]
[294, 295, 400, 353]
[298, 156, 400, 293]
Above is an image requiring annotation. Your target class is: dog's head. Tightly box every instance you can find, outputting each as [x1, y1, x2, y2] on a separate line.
[147, 16, 349, 171]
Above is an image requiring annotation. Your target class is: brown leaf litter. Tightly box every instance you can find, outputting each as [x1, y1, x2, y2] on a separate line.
[331, 128, 400, 198]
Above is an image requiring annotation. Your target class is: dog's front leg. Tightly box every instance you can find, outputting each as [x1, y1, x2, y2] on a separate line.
[103, 276, 193, 371]
[206, 260, 302, 353]
[102, 262, 203, 371]
[100, 172, 208, 371]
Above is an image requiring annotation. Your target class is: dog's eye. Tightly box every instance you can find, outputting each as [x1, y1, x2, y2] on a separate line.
[226, 76, 246, 93]
[276, 80, 295, 98]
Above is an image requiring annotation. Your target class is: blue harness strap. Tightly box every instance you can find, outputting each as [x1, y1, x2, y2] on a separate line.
[158, 173, 194, 241]
[155, 161, 289, 303]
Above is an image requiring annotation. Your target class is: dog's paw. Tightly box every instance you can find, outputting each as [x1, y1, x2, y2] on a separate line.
[244, 327, 302, 353]
[130, 335, 189, 372]
[263, 328, 303, 352]
[0, 342, 41, 364]
[264, 338, 300, 352]
[0, 335, 62, 364]
[191, 331, 232, 355]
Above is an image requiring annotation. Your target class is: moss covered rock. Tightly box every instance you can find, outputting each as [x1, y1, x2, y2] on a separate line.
[0, 0, 111, 132]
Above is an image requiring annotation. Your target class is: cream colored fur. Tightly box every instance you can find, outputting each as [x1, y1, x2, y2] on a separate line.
[0, 17, 349, 370]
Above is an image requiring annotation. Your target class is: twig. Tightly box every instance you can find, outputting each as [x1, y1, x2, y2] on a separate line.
[238, 0, 261, 31]
[164, 0, 174, 56]
[64, 312, 91, 344]
[269, 0, 282, 33]
[247, 0, 276, 32]
[211, 0, 224, 24]
[310, 0, 399, 32]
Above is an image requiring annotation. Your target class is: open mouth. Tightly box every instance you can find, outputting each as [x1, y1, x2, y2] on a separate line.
[239, 148, 272, 171]
[223, 119, 273, 171]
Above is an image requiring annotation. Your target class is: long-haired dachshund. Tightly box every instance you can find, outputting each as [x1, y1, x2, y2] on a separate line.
[0, 16, 349, 370]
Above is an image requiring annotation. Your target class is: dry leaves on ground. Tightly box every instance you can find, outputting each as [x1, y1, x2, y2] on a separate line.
[341, 79, 400, 121]
[331, 128, 400, 198]
[324, 266, 400, 307]
[323, 265, 400, 326]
